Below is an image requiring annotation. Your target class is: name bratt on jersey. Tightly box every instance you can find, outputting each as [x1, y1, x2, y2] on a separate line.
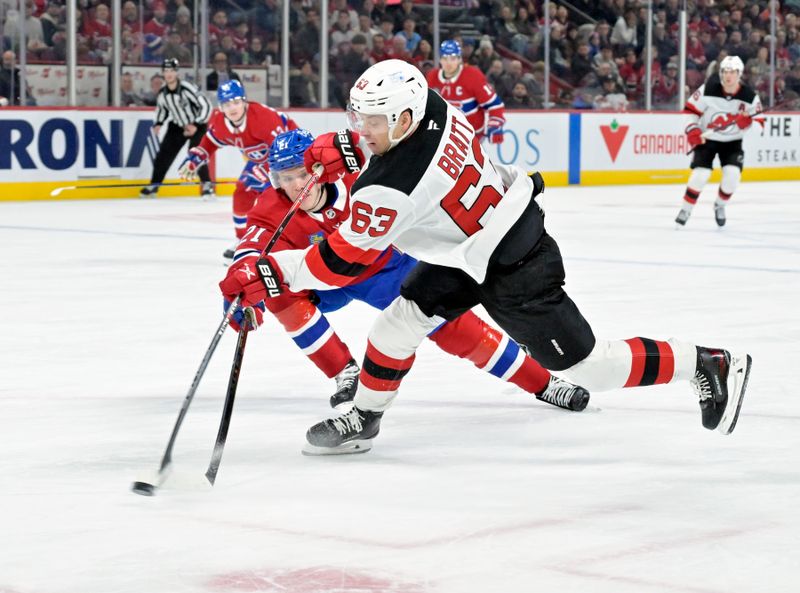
[437, 115, 475, 179]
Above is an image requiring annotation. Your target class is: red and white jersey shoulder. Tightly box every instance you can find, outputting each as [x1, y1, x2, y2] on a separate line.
[271, 91, 532, 291]
[426, 65, 504, 135]
[684, 77, 762, 142]
[199, 102, 298, 164]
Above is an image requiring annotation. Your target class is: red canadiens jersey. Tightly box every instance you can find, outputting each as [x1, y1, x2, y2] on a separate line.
[426, 65, 505, 135]
[197, 102, 297, 165]
[233, 173, 393, 279]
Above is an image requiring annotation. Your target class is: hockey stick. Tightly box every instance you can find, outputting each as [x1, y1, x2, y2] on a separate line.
[50, 180, 237, 197]
[205, 306, 255, 485]
[131, 293, 241, 497]
[203, 163, 324, 486]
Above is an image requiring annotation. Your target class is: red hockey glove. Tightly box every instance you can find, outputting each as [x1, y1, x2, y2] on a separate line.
[486, 116, 505, 144]
[223, 299, 265, 332]
[304, 130, 365, 183]
[685, 125, 704, 148]
[734, 111, 753, 130]
[255, 255, 287, 299]
[178, 147, 209, 180]
[219, 255, 268, 309]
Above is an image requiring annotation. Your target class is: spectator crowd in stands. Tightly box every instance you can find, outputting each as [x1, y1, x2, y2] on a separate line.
[1, 0, 799, 110]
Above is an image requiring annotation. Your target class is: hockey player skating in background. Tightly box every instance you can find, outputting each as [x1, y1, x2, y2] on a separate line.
[178, 80, 298, 259]
[219, 128, 590, 417]
[426, 40, 506, 144]
[676, 55, 762, 228]
[235, 60, 752, 454]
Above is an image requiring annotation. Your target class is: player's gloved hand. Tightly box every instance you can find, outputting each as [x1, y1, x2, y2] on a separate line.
[255, 255, 287, 299]
[486, 117, 505, 144]
[528, 171, 545, 198]
[223, 299, 265, 332]
[685, 124, 705, 148]
[304, 130, 365, 183]
[239, 161, 270, 193]
[219, 255, 268, 309]
[734, 111, 753, 129]
[178, 147, 209, 181]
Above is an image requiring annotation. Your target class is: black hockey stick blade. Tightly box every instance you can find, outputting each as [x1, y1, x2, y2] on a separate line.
[205, 307, 255, 486]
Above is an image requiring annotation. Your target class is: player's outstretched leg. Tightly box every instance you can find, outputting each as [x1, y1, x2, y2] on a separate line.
[303, 406, 383, 455]
[692, 347, 752, 434]
[428, 312, 591, 411]
[330, 359, 359, 410]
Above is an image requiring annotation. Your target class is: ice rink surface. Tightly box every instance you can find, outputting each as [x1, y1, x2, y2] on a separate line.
[1, 181, 799, 593]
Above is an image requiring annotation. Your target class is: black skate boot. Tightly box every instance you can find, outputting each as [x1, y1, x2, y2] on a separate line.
[201, 182, 216, 201]
[692, 347, 752, 434]
[330, 359, 359, 409]
[536, 376, 590, 411]
[139, 185, 157, 199]
[675, 206, 692, 227]
[714, 203, 726, 227]
[302, 406, 383, 455]
[223, 240, 238, 263]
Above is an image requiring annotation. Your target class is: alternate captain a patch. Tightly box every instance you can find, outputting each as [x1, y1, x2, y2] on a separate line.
[308, 231, 326, 245]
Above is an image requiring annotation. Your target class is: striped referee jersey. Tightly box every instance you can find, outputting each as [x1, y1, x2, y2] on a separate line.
[154, 80, 211, 127]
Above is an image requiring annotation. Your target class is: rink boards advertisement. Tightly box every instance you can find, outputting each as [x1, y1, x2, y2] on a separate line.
[0, 108, 797, 201]
[580, 112, 800, 185]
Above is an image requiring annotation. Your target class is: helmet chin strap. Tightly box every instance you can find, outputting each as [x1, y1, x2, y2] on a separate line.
[387, 120, 420, 151]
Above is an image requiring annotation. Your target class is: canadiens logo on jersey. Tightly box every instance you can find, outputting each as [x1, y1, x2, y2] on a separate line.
[244, 143, 271, 162]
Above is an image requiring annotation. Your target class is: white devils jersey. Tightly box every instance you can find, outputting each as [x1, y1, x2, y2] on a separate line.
[684, 77, 762, 142]
[272, 91, 533, 291]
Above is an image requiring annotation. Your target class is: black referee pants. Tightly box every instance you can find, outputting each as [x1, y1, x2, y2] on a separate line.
[149, 122, 210, 186]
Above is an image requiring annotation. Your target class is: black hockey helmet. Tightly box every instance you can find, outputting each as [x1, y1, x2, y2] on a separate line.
[162, 58, 179, 71]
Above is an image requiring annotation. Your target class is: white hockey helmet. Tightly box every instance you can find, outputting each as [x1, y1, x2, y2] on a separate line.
[347, 59, 428, 148]
[719, 55, 744, 74]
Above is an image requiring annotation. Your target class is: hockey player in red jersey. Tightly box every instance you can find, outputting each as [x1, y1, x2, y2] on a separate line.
[426, 39, 505, 143]
[237, 61, 751, 454]
[676, 55, 763, 228]
[219, 128, 591, 420]
[178, 80, 298, 258]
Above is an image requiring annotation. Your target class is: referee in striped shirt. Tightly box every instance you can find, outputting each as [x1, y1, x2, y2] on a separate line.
[140, 59, 213, 198]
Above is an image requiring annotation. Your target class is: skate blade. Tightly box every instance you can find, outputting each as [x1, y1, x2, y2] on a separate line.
[301, 439, 373, 456]
[717, 354, 752, 435]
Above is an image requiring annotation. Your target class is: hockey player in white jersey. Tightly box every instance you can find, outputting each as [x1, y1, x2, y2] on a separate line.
[235, 60, 752, 454]
[676, 55, 763, 227]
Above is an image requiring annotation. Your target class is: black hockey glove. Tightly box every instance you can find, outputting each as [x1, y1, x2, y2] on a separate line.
[529, 171, 545, 198]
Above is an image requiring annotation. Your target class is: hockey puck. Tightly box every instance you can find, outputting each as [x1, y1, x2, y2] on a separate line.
[131, 481, 156, 496]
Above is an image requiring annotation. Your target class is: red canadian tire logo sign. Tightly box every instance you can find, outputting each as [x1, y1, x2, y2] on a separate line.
[600, 119, 630, 163]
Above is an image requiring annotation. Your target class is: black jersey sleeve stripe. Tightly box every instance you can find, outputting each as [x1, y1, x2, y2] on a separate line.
[317, 240, 370, 278]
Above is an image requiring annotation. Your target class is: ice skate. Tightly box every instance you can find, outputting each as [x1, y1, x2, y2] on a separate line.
[675, 206, 692, 228]
[139, 185, 157, 199]
[714, 202, 726, 227]
[536, 376, 590, 411]
[302, 406, 382, 455]
[201, 182, 217, 202]
[691, 347, 752, 434]
[330, 359, 359, 410]
[223, 240, 239, 262]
